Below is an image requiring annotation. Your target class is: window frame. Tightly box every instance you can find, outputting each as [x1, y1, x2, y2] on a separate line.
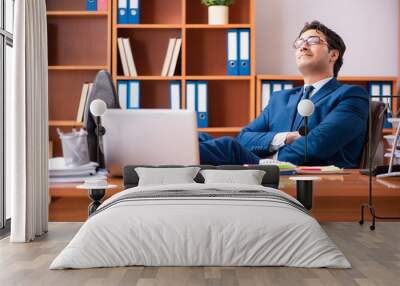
[0, 0, 13, 232]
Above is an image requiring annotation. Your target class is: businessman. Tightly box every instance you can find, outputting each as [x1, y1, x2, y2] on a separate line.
[200, 21, 369, 168]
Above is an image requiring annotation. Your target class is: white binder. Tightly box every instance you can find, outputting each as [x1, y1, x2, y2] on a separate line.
[129, 81, 140, 109]
[118, 81, 128, 109]
[239, 29, 250, 75]
[272, 83, 282, 92]
[370, 83, 381, 102]
[186, 82, 196, 111]
[197, 82, 208, 128]
[227, 29, 238, 75]
[382, 83, 392, 107]
[283, 83, 293, 90]
[261, 82, 271, 110]
[170, 82, 181, 110]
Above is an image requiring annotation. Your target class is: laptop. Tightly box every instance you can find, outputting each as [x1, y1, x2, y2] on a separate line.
[102, 109, 200, 176]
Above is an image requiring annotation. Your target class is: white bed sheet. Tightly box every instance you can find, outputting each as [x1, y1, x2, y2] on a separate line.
[50, 183, 350, 269]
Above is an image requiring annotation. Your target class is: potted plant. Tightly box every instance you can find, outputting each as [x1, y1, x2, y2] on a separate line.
[201, 0, 235, 25]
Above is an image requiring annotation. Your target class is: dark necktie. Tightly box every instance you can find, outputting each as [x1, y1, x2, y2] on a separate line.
[303, 85, 315, 100]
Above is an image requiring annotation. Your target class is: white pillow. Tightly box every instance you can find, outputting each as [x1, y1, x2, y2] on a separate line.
[135, 167, 201, 186]
[200, 169, 266, 185]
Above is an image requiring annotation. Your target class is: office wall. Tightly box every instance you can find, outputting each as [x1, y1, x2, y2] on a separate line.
[255, 0, 398, 76]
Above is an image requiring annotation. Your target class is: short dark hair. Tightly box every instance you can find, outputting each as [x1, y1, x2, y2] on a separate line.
[298, 21, 346, 77]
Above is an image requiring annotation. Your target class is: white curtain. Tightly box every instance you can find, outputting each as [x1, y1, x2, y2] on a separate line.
[8, 0, 48, 242]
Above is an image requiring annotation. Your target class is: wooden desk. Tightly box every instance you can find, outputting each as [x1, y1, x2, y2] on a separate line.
[49, 170, 400, 222]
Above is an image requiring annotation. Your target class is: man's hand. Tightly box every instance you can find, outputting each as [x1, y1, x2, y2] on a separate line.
[285, 131, 301, 145]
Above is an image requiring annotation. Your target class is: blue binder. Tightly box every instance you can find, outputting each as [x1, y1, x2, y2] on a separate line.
[368, 82, 382, 105]
[368, 82, 392, 128]
[227, 29, 239, 75]
[382, 82, 393, 128]
[128, 0, 140, 24]
[128, 80, 140, 109]
[169, 81, 181, 110]
[238, 29, 250, 75]
[117, 80, 129, 109]
[118, 0, 128, 24]
[270, 81, 283, 93]
[196, 81, 208, 128]
[86, 0, 97, 11]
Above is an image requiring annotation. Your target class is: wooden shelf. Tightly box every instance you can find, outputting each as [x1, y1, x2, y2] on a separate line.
[198, 127, 242, 133]
[49, 121, 83, 127]
[186, 76, 251, 80]
[48, 16, 110, 66]
[117, 24, 182, 29]
[185, 24, 251, 29]
[185, 28, 254, 76]
[257, 75, 398, 82]
[48, 65, 108, 71]
[186, 0, 251, 25]
[47, 0, 112, 157]
[116, 76, 182, 80]
[116, 29, 182, 76]
[383, 128, 393, 134]
[47, 11, 108, 17]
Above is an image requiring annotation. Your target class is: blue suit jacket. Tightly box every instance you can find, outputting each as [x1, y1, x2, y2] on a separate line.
[236, 78, 369, 168]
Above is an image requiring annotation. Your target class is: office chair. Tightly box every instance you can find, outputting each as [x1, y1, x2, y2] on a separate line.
[359, 101, 386, 169]
[84, 70, 120, 168]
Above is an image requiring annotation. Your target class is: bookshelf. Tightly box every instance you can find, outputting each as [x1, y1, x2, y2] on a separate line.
[46, 0, 112, 156]
[112, 0, 256, 134]
[256, 75, 398, 135]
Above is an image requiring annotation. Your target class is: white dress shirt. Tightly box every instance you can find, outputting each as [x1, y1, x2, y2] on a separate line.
[269, 77, 333, 154]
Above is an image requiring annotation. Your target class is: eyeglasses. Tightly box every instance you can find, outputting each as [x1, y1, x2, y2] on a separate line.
[293, 36, 328, 49]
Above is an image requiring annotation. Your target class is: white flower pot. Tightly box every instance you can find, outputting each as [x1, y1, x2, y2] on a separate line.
[208, 6, 229, 25]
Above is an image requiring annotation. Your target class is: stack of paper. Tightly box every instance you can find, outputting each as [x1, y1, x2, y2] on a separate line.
[296, 165, 343, 174]
[49, 157, 106, 184]
[258, 159, 297, 175]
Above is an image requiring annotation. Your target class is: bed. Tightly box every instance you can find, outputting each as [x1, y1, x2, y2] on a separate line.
[50, 165, 350, 269]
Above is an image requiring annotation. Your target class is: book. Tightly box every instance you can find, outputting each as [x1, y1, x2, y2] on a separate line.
[97, 0, 108, 11]
[161, 38, 176, 76]
[87, 83, 94, 100]
[76, 83, 89, 122]
[86, 0, 97, 11]
[167, 38, 182, 76]
[122, 38, 138, 76]
[118, 37, 130, 76]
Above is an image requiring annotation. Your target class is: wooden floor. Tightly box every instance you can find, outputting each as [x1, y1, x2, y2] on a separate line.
[1, 222, 400, 286]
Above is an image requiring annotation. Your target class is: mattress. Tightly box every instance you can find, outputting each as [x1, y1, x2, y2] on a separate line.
[50, 183, 350, 269]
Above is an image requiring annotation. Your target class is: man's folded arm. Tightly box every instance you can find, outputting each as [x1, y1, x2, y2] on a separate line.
[278, 89, 369, 165]
[236, 107, 278, 157]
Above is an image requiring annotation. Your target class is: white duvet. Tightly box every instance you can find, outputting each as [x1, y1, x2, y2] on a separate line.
[50, 183, 350, 269]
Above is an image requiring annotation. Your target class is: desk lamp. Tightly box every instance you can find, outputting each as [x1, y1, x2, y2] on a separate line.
[297, 99, 315, 164]
[90, 99, 107, 167]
